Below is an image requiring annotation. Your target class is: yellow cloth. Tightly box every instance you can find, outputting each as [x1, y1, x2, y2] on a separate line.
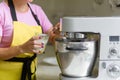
[0, 21, 42, 80]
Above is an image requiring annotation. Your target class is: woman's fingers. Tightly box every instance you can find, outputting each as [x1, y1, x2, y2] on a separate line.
[32, 43, 44, 54]
[53, 23, 60, 32]
[33, 43, 44, 49]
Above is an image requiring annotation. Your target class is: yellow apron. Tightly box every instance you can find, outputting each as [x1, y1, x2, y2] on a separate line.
[0, 0, 42, 80]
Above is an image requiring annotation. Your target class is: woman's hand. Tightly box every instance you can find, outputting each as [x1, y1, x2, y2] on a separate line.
[19, 36, 43, 54]
[48, 22, 62, 45]
[53, 22, 61, 35]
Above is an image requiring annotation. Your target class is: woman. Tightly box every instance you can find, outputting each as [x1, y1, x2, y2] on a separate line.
[0, 0, 60, 80]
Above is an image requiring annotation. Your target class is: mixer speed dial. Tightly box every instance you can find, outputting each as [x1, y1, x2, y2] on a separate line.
[107, 64, 120, 78]
[109, 48, 118, 56]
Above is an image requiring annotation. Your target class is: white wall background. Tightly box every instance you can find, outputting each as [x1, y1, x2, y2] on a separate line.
[1, 0, 120, 24]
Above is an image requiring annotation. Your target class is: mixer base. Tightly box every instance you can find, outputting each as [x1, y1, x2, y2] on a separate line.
[59, 74, 97, 80]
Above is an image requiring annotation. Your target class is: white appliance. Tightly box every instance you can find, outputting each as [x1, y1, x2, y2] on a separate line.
[57, 17, 120, 80]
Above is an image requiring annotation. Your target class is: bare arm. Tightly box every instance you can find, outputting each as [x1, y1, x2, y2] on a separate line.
[0, 46, 22, 60]
[0, 36, 21, 60]
[0, 36, 42, 60]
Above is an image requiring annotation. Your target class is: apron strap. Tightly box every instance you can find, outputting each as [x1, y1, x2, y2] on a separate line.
[27, 4, 44, 33]
[8, 0, 17, 21]
[28, 4, 41, 26]
[6, 54, 36, 80]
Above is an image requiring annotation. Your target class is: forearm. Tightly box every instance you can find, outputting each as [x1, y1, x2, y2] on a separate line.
[0, 46, 22, 60]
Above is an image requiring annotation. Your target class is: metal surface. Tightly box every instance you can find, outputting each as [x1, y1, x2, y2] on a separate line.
[55, 39, 97, 77]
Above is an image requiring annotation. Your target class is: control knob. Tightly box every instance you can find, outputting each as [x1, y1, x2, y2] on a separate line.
[107, 64, 120, 78]
[109, 48, 118, 56]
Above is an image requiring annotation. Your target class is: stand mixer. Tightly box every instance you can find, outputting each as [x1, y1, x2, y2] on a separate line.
[55, 17, 120, 80]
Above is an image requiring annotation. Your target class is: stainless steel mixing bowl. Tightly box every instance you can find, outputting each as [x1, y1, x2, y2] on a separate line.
[55, 38, 97, 77]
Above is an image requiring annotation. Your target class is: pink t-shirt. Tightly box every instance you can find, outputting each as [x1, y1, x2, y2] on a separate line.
[0, 1, 53, 47]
